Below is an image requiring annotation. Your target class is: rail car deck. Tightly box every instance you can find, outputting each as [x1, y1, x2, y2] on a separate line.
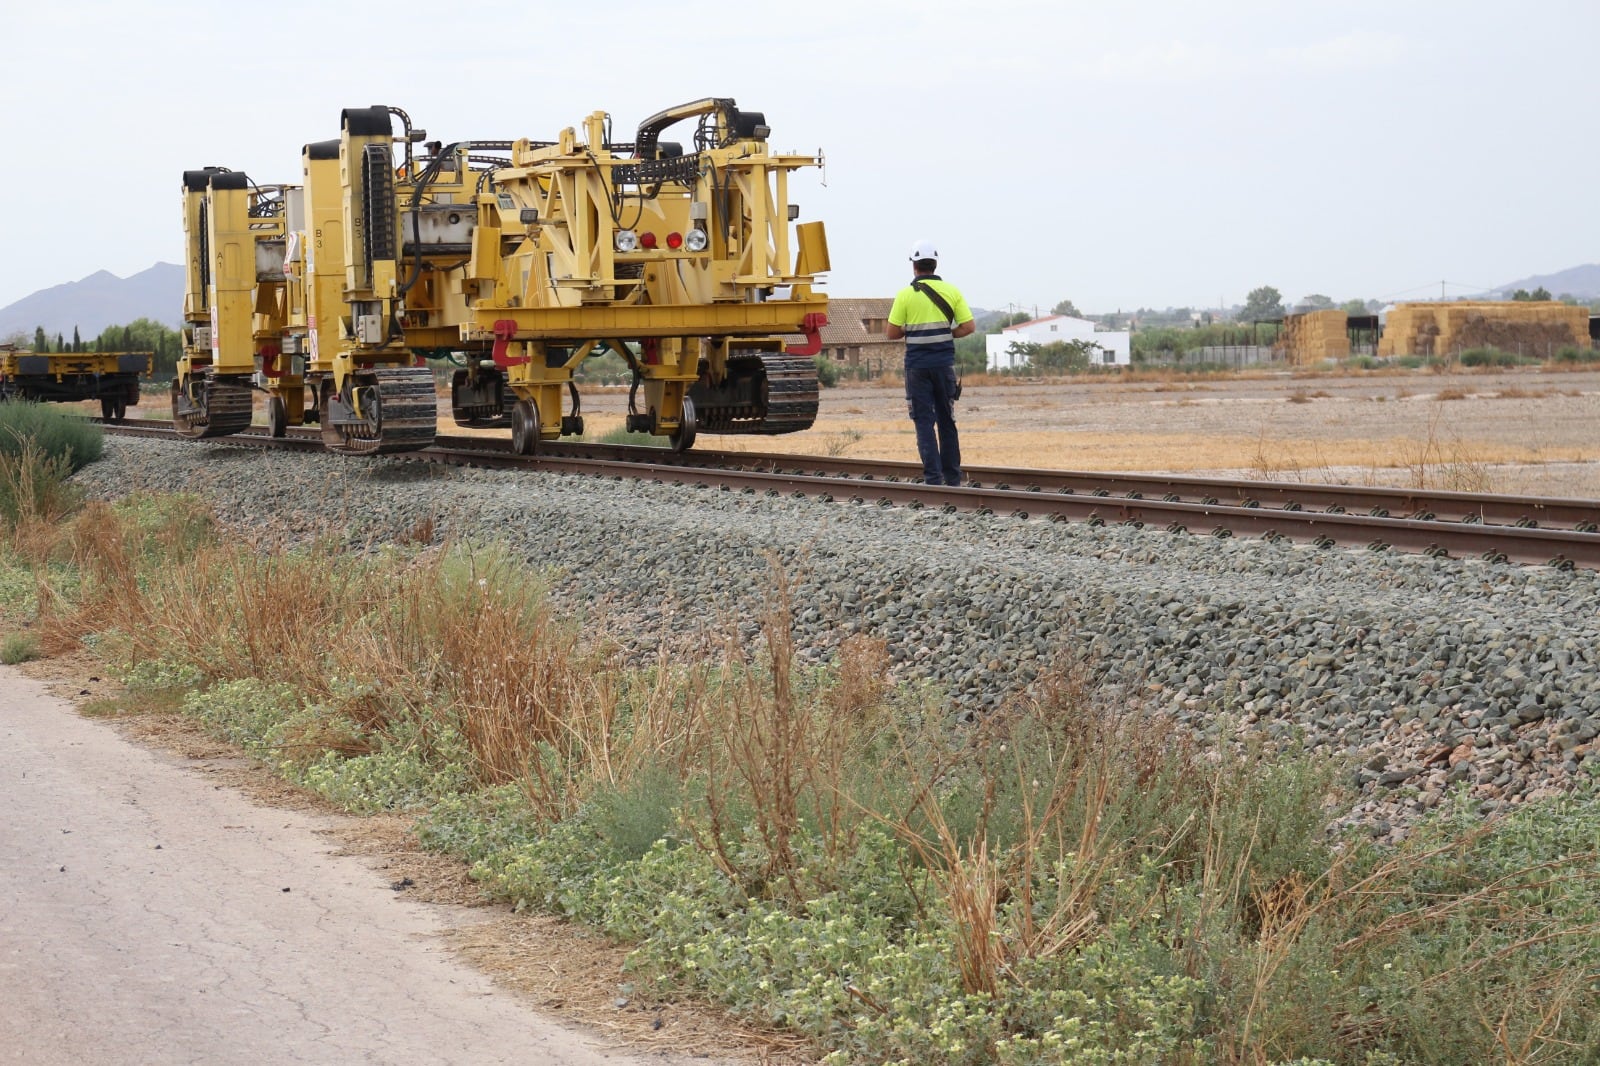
[0, 348, 153, 420]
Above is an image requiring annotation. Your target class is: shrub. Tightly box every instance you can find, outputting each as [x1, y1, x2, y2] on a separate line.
[1457, 347, 1533, 368]
[814, 355, 840, 388]
[0, 401, 103, 471]
[1553, 345, 1600, 364]
[0, 631, 38, 664]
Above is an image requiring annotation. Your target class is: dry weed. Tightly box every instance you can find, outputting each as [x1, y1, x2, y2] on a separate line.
[1402, 404, 1492, 492]
[823, 428, 864, 457]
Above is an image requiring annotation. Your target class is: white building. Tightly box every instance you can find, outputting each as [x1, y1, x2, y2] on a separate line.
[985, 315, 1131, 371]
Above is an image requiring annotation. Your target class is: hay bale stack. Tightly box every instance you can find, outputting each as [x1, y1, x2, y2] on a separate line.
[1378, 301, 1591, 358]
[1279, 310, 1350, 365]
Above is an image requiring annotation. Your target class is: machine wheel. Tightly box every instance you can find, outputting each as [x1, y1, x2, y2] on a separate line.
[670, 396, 698, 453]
[510, 400, 538, 455]
[266, 395, 288, 438]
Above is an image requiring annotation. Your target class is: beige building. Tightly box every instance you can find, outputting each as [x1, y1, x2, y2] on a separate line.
[815, 298, 900, 377]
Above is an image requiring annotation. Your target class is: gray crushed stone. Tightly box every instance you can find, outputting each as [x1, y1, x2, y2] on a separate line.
[73, 436, 1600, 839]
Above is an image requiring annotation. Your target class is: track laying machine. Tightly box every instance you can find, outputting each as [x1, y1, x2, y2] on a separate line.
[176, 98, 829, 454]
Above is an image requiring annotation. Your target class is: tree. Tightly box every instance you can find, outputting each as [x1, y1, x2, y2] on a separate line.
[1340, 299, 1368, 315]
[1004, 338, 1100, 372]
[90, 318, 185, 377]
[1237, 286, 1285, 321]
[32, 326, 47, 352]
[1299, 294, 1335, 311]
[1511, 286, 1552, 302]
[1051, 298, 1083, 318]
[71, 326, 81, 353]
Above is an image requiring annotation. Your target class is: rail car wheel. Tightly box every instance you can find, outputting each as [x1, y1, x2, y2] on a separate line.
[266, 395, 288, 438]
[510, 400, 538, 455]
[100, 396, 125, 423]
[670, 397, 698, 453]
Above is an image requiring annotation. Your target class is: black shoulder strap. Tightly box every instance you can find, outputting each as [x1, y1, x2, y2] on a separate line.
[911, 279, 956, 324]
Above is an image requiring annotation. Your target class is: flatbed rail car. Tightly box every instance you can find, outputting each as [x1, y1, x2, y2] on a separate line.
[0, 345, 152, 421]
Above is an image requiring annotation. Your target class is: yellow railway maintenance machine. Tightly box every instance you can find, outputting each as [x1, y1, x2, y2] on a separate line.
[439, 96, 831, 453]
[176, 169, 262, 438]
[178, 98, 825, 456]
[0, 345, 152, 421]
[178, 113, 440, 453]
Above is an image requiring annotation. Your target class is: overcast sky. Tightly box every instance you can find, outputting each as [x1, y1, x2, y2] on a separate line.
[3, 0, 1595, 316]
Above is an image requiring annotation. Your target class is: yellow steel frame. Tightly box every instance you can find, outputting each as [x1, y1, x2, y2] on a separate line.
[456, 102, 828, 441]
[0, 350, 152, 378]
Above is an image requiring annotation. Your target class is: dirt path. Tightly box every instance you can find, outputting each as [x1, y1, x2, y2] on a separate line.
[0, 666, 742, 1066]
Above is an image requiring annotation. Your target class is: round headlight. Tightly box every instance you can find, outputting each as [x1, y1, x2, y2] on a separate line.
[615, 229, 638, 253]
[684, 227, 709, 252]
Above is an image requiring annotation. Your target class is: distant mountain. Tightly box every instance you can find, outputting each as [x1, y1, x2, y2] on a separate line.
[0, 263, 183, 341]
[1492, 264, 1600, 301]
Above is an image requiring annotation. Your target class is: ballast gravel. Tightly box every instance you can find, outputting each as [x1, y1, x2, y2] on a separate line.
[74, 437, 1600, 839]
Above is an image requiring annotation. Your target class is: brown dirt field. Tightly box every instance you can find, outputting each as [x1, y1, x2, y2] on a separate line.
[566, 366, 1600, 498]
[128, 365, 1600, 497]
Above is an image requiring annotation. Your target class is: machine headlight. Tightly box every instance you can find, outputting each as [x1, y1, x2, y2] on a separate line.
[615, 229, 638, 253]
[684, 227, 709, 252]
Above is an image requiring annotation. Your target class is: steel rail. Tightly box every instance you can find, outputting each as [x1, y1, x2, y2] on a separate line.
[102, 421, 1600, 570]
[493, 439, 1600, 532]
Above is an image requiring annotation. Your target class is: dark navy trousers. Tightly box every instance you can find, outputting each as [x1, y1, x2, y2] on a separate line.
[905, 364, 962, 486]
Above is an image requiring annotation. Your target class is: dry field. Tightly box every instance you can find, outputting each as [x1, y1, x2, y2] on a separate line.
[575, 366, 1600, 498]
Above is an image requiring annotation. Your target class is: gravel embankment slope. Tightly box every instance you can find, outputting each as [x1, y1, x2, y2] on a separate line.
[75, 438, 1600, 839]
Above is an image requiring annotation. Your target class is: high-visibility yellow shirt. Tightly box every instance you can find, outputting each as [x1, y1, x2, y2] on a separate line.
[888, 275, 972, 369]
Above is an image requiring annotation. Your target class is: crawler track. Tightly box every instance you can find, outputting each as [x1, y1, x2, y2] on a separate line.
[101, 420, 1600, 570]
[171, 375, 254, 439]
[320, 367, 438, 455]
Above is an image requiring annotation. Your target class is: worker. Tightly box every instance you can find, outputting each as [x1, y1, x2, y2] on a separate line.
[886, 239, 975, 486]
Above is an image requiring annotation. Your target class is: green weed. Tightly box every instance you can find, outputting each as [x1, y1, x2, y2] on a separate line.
[0, 630, 38, 664]
[0, 401, 103, 470]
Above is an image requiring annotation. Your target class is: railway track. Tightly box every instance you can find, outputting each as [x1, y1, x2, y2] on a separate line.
[102, 420, 1600, 571]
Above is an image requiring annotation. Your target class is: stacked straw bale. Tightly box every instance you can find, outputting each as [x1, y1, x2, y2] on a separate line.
[1279, 310, 1351, 365]
[1377, 301, 1591, 358]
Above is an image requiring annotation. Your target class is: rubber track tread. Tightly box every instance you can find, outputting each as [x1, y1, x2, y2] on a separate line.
[697, 353, 818, 435]
[173, 374, 254, 439]
[325, 366, 437, 455]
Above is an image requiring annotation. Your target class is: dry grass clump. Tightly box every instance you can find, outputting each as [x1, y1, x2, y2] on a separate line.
[1287, 389, 1332, 404]
[1402, 405, 1492, 492]
[691, 569, 892, 901]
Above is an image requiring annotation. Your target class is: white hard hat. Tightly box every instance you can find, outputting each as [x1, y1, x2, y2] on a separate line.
[909, 239, 938, 262]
